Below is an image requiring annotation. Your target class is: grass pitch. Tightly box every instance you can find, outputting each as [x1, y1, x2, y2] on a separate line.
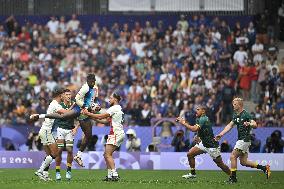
[0, 169, 283, 189]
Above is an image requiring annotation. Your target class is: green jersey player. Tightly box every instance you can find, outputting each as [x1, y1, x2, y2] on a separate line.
[215, 98, 271, 183]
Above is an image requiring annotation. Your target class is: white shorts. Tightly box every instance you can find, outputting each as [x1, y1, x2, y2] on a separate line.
[57, 127, 74, 142]
[195, 141, 221, 159]
[39, 128, 56, 145]
[234, 140, 251, 154]
[106, 133, 125, 147]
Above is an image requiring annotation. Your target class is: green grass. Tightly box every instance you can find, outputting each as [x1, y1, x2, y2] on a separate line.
[0, 169, 283, 189]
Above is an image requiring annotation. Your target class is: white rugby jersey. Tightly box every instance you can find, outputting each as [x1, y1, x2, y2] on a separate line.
[106, 105, 124, 135]
[41, 100, 62, 130]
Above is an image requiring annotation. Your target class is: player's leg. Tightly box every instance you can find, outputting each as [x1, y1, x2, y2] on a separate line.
[55, 138, 64, 181]
[182, 146, 205, 179]
[65, 139, 74, 180]
[35, 145, 51, 181]
[229, 149, 242, 183]
[104, 144, 119, 181]
[239, 153, 271, 179]
[213, 156, 231, 176]
[74, 119, 92, 167]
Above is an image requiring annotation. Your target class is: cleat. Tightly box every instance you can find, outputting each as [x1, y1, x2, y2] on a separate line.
[74, 155, 85, 167]
[182, 173, 197, 179]
[66, 171, 72, 180]
[30, 114, 39, 121]
[227, 176, 237, 184]
[43, 171, 52, 181]
[111, 176, 120, 181]
[102, 176, 112, 182]
[265, 165, 271, 179]
[34, 170, 48, 181]
[56, 172, 61, 181]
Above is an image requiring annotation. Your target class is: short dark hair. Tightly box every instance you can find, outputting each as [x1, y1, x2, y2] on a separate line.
[112, 92, 122, 102]
[87, 73, 96, 82]
[52, 87, 65, 98]
[63, 88, 71, 93]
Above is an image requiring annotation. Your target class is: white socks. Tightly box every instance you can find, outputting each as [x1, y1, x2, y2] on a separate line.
[107, 169, 112, 178]
[38, 155, 53, 172]
[111, 169, 118, 177]
[77, 151, 83, 157]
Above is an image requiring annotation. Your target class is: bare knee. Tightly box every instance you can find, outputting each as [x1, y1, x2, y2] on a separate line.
[240, 160, 247, 166]
[187, 152, 195, 159]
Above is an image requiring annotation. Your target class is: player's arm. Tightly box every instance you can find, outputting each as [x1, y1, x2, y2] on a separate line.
[176, 117, 200, 132]
[244, 119, 257, 129]
[81, 109, 110, 120]
[75, 84, 88, 108]
[215, 121, 234, 141]
[71, 121, 80, 136]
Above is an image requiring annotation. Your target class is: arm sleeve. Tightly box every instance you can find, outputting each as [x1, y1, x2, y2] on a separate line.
[75, 84, 89, 107]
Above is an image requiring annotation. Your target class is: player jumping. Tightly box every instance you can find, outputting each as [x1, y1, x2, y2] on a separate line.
[82, 92, 125, 181]
[176, 105, 231, 179]
[215, 98, 271, 183]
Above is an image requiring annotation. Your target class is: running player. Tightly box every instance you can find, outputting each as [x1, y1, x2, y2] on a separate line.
[82, 92, 125, 181]
[176, 105, 231, 179]
[54, 89, 79, 180]
[31, 87, 68, 181]
[215, 98, 271, 183]
[30, 73, 99, 167]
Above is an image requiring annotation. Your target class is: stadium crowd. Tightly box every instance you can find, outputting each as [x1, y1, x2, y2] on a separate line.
[0, 13, 283, 127]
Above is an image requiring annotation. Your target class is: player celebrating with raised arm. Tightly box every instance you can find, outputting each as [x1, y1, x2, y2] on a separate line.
[176, 105, 231, 179]
[81, 92, 125, 181]
[31, 87, 68, 181]
[30, 73, 100, 167]
[215, 98, 271, 183]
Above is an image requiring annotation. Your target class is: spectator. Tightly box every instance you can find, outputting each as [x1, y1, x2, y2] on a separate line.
[263, 130, 284, 153]
[67, 14, 80, 31]
[249, 133, 261, 153]
[46, 16, 59, 34]
[125, 129, 141, 152]
[171, 129, 190, 152]
[139, 103, 152, 126]
[26, 132, 42, 151]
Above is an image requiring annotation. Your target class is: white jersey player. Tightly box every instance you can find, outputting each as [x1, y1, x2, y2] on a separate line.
[30, 87, 68, 181]
[82, 92, 125, 181]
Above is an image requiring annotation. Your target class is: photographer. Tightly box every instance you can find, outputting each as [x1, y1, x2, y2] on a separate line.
[171, 129, 190, 152]
[125, 129, 141, 152]
[26, 132, 42, 151]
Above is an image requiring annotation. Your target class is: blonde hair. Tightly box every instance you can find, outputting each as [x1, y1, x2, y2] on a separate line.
[233, 97, 243, 106]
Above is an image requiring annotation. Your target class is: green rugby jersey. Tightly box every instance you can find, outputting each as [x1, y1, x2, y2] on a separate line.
[53, 101, 75, 130]
[196, 115, 219, 148]
[232, 109, 252, 142]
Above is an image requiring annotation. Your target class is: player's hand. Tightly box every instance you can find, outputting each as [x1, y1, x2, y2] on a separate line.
[214, 134, 222, 141]
[194, 135, 201, 143]
[71, 128, 78, 136]
[30, 114, 39, 121]
[176, 117, 186, 125]
[244, 121, 250, 127]
[81, 108, 90, 115]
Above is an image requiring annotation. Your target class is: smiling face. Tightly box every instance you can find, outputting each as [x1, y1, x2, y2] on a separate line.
[62, 91, 71, 103]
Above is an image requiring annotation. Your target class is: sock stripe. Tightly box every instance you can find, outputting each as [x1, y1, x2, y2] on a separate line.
[231, 168, 237, 172]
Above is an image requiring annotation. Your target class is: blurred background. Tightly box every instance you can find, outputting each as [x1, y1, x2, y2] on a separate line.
[0, 0, 283, 169]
